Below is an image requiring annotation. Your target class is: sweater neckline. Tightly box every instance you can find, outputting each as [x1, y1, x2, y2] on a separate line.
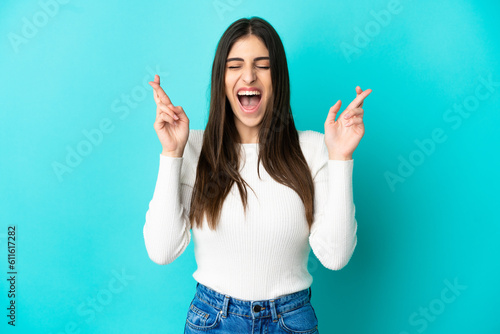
[238, 143, 259, 159]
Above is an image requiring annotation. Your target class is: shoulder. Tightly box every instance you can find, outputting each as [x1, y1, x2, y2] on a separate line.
[298, 130, 324, 146]
[179, 129, 204, 183]
[186, 129, 204, 151]
[183, 129, 204, 161]
[298, 130, 327, 176]
[298, 129, 326, 156]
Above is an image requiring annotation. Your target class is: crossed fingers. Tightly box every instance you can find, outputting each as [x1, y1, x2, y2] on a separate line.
[149, 75, 173, 107]
[149, 75, 179, 121]
[343, 86, 371, 126]
[347, 86, 372, 110]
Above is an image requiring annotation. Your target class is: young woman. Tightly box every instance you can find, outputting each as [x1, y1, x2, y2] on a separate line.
[144, 17, 371, 334]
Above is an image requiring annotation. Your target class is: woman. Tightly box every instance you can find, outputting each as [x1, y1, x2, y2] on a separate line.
[143, 16, 371, 333]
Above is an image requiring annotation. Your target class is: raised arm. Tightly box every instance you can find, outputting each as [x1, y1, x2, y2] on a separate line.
[143, 74, 194, 265]
[308, 86, 371, 269]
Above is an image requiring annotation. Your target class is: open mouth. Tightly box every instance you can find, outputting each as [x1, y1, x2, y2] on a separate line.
[236, 89, 262, 113]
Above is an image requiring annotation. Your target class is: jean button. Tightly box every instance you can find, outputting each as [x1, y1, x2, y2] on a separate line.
[253, 305, 261, 312]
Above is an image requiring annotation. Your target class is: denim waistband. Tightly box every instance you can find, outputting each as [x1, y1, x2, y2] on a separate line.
[194, 282, 312, 321]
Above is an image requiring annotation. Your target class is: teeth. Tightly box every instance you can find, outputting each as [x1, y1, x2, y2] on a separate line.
[237, 91, 261, 96]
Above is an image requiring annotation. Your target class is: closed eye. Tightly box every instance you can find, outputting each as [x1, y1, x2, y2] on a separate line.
[228, 66, 270, 69]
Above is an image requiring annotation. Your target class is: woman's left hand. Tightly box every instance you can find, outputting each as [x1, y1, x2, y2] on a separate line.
[324, 86, 372, 160]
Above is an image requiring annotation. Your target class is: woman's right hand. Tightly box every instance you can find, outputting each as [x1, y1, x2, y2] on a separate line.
[149, 74, 190, 157]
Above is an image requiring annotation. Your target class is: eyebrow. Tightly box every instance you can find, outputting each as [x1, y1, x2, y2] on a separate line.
[226, 57, 270, 62]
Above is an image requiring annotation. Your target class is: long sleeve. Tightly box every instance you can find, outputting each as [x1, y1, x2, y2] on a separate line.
[308, 133, 358, 270]
[143, 154, 193, 265]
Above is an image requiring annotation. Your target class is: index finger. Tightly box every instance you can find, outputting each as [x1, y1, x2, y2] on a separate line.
[149, 75, 173, 106]
[347, 88, 372, 110]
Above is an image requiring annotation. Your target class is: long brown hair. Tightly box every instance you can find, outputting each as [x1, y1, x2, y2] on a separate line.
[189, 17, 315, 231]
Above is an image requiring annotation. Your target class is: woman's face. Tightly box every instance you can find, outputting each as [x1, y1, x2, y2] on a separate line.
[225, 34, 272, 143]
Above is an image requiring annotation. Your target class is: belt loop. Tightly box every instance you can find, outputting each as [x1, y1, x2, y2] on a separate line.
[270, 299, 278, 322]
[220, 295, 230, 318]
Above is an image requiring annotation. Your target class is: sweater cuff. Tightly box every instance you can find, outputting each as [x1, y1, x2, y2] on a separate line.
[153, 154, 183, 198]
[159, 153, 183, 161]
[327, 159, 353, 172]
[327, 159, 353, 191]
[158, 153, 183, 176]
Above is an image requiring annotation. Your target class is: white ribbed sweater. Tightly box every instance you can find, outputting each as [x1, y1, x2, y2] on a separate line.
[143, 129, 357, 300]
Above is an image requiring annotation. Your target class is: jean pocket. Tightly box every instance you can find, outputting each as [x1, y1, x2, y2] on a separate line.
[185, 296, 222, 331]
[278, 302, 318, 334]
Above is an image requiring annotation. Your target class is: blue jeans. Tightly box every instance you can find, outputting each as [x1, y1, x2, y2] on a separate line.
[184, 282, 319, 333]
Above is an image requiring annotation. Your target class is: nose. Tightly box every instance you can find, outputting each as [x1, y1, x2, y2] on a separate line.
[242, 65, 256, 84]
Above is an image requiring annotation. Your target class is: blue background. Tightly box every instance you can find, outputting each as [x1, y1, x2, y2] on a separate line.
[1, 0, 499, 333]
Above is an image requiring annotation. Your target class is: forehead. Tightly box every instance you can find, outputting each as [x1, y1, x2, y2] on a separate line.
[227, 35, 269, 58]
